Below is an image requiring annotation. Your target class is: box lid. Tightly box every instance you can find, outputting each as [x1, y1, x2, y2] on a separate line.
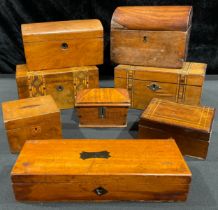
[115, 62, 206, 86]
[2, 95, 59, 130]
[140, 98, 215, 133]
[11, 139, 191, 183]
[22, 19, 103, 42]
[75, 88, 130, 107]
[111, 6, 192, 31]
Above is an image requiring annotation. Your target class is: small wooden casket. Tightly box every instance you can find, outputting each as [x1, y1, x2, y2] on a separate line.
[75, 88, 130, 127]
[111, 6, 192, 68]
[138, 98, 215, 159]
[115, 62, 206, 110]
[11, 139, 191, 202]
[16, 64, 99, 109]
[22, 19, 103, 70]
[2, 95, 62, 153]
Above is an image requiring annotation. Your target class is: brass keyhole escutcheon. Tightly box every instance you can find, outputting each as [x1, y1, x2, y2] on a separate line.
[143, 36, 147, 43]
[147, 83, 161, 92]
[56, 85, 64, 92]
[61, 42, 68, 49]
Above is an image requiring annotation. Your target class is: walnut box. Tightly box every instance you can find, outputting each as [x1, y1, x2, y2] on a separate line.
[22, 19, 103, 70]
[111, 6, 192, 68]
[75, 88, 130, 127]
[115, 62, 206, 110]
[16, 64, 99, 109]
[11, 139, 191, 201]
[2, 95, 62, 153]
[138, 98, 215, 159]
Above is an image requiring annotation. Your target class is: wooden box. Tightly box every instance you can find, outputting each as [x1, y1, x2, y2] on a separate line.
[115, 62, 206, 110]
[11, 139, 191, 202]
[138, 98, 215, 159]
[22, 19, 103, 70]
[111, 6, 192, 68]
[2, 95, 62, 153]
[75, 88, 130, 127]
[16, 64, 99, 109]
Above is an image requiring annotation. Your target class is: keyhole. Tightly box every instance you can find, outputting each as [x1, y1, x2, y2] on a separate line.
[143, 36, 147, 43]
[35, 127, 38, 131]
[61, 43, 68, 49]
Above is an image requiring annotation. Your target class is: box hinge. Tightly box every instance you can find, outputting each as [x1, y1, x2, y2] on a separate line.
[27, 72, 46, 97]
[176, 63, 191, 103]
[73, 71, 89, 100]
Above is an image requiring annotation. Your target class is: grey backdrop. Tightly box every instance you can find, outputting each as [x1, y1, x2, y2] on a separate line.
[0, 76, 218, 210]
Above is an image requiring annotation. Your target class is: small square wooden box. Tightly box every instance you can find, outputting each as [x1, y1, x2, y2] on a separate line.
[22, 19, 103, 70]
[11, 139, 191, 201]
[2, 95, 62, 153]
[16, 64, 99, 109]
[75, 88, 130, 127]
[115, 62, 206, 110]
[111, 6, 192, 68]
[138, 98, 215, 159]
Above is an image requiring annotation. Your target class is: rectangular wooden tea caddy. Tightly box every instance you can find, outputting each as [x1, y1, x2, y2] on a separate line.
[75, 88, 130, 127]
[16, 64, 99, 109]
[115, 62, 206, 110]
[2, 95, 62, 153]
[11, 139, 192, 202]
[22, 19, 103, 70]
[138, 98, 215, 159]
[111, 6, 192, 68]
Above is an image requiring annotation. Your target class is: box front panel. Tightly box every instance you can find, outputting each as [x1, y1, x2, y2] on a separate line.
[25, 38, 103, 70]
[17, 69, 99, 109]
[115, 77, 203, 110]
[13, 175, 190, 201]
[138, 125, 209, 159]
[77, 107, 128, 127]
[6, 114, 62, 153]
[111, 30, 187, 68]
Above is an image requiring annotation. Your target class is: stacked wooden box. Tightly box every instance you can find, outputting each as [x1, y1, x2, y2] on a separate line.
[111, 6, 215, 160]
[16, 19, 103, 109]
[112, 6, 207, 109]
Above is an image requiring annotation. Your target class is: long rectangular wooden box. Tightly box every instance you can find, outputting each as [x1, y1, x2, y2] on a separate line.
[111, 6, 192, 68]
[75, 88, 130, 127]
[22, 19, 103, 70]
[2, 96, 62, 153]
[115, 62, 206, 110]
[138, 98, 215, 159]
[16, 64, 99, 109]
[11, 139, 191, 201]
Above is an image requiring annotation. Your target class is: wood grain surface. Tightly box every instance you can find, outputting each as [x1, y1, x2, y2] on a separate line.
[11, 139, 191, 201]
[111, 6, 192, 31]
